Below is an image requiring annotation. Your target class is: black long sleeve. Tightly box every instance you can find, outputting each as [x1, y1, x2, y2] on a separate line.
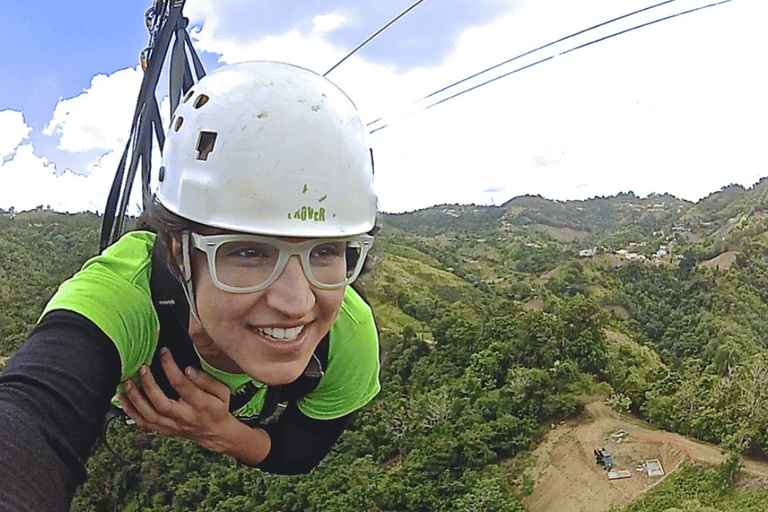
[257, 402, 351, 475]
[0, 311, 121, 512]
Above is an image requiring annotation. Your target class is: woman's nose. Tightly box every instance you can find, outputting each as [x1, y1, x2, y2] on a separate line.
[264, 256, 316, 316]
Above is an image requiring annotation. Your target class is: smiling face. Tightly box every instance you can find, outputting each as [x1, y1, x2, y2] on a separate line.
[170, 233, 345, 385]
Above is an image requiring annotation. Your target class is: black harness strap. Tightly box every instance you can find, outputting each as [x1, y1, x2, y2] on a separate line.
[147, 238, 200, 398]
[100, 0, 205, 253]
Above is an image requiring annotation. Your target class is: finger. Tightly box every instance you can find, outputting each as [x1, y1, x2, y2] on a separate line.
[119, 395, 178, 436]
[120, 382, 185, 436]
[159, 348, 203, 402]
[137, 364, 180, 417]
[120, 380, 161, 426]
[184, 366, 230, 402]
[158, 347, 185, 382]
[118, 388, 142, 423]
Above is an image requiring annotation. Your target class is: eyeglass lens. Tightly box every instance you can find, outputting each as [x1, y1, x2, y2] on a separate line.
[214, 240, 361, 289]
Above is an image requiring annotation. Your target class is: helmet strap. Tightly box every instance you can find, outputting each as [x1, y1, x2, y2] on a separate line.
[181, 231, 202, 324]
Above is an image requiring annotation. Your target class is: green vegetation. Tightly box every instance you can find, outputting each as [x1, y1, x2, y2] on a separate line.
[0, 210, 100, 355]
[4, 179, 768, 510]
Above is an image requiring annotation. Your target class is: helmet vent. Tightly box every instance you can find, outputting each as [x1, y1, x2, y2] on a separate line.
[173, 116, 184, 132]
[193, 94, 210, 109]
[196, 131, 218, 161]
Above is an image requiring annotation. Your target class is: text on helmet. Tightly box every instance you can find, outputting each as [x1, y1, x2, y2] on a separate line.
[289, 206, 326, 222]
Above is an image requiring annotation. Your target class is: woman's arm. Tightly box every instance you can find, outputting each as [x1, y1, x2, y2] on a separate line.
[256, 403, 351, 475]
[0, 311, 122, 512]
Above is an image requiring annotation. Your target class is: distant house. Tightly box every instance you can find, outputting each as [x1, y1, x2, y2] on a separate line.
[579, 247, 597, 257]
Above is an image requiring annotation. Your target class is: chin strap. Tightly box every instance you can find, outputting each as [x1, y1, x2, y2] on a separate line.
[180, 230, 202, 323]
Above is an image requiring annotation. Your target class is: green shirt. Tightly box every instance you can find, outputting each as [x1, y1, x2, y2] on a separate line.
[43, 232, 380, 420]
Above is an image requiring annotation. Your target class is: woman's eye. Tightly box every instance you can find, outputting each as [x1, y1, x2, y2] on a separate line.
[240, 247, 266, 258]
[221, 244, 273, 261]
[311, 243, 344, 259]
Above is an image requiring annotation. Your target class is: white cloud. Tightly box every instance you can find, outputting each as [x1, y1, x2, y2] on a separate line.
[177, 0, 768, 213]
[43, 66, 143, 154]
[0, 144, 60, 211]
[363, 0, 768, 210]
[1, 65, 153, 213]
[7, 0, 764, 214]
[0, 143, 145, 214]
[189, 16, 348, 72]
[0, 110, 31, 158]
[313, 13, 349, 33]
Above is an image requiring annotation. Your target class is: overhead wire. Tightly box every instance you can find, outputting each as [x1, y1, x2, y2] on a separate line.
[422, 0, 732, 114]
[367, 0, 734, 134]
[324, 0, 428, 77]
[423, 0, 676, 102]
[561, 0, 732, 56]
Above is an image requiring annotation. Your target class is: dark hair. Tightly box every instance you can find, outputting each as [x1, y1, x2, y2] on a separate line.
[135, 197, 205, 235]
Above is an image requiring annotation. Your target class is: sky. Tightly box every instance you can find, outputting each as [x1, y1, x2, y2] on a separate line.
[1, 0, 766, 214]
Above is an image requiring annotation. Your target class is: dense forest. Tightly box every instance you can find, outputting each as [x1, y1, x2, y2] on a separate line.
[3, 180, 768, 511]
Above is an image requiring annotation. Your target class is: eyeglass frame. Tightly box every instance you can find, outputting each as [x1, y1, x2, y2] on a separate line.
[184, 231, 374, 294]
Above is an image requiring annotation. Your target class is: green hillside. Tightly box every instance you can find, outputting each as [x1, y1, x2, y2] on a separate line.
[4, 180, 768, 511]
[0, 209, 100, 355]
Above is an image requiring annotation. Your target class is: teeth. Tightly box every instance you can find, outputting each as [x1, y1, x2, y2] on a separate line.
[258, 326, 304, 340]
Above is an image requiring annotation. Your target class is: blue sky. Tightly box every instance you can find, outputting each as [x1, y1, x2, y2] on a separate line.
[1, 2, 147, 130]
[1, 0, 766, 213]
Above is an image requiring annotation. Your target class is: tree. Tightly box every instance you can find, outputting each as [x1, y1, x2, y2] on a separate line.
[607, 393, 631, 426]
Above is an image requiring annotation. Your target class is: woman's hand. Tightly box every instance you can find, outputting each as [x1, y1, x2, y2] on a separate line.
[118, 347, 269, 462]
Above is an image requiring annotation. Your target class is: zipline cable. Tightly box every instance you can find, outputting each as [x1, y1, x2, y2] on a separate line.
[424, 0, 733, 113]
[560, 0, 732, 57]
[324, 0, 428, 77]
[423, 0, 677, 102]
[368, 0, 733, 134]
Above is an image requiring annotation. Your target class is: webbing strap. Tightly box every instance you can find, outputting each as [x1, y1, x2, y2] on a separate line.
[99, 0, 205, 252]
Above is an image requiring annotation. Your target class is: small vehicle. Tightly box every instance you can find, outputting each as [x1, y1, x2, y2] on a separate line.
[594, 448, 614, 469]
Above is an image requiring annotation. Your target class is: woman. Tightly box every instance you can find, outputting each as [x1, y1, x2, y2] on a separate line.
[0, 61, 380, 511]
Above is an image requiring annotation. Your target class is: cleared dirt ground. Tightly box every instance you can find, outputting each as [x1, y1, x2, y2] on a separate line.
[522, 401, 768, 512]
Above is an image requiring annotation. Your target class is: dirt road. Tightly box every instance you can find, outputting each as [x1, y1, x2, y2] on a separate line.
[522, 401, 768, 512]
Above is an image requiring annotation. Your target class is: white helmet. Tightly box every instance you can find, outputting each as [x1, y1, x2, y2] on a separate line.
[156, 61, 377, 237]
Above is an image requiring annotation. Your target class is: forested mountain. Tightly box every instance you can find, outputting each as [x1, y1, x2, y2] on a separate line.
[0, 209, 100, 355]
[3, 180, 768, 511]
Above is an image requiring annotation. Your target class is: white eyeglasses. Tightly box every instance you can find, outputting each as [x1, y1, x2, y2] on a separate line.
[186, 232, 374, 293]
